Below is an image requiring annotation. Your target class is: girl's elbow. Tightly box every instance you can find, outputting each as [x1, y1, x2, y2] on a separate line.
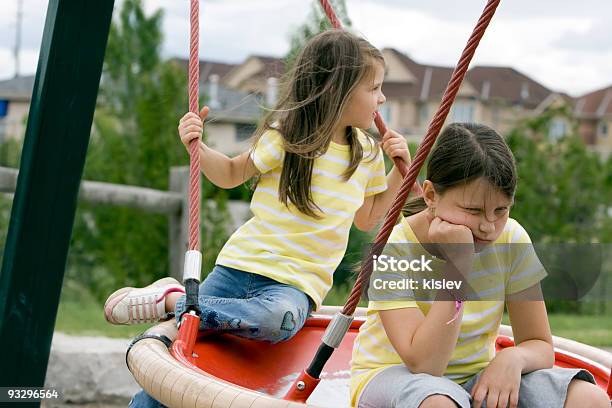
[216, 172, 244, 189]
[533, 340, 555, 368]
[403, 360, 445, 377]
[211, 180, 233, 189]
[354, 219, 375, 232]
[224, 180, 242, 189]
[400, 354, 445, 377]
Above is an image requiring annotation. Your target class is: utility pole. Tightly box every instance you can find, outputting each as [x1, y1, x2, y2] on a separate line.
[14, 0, 23, 78]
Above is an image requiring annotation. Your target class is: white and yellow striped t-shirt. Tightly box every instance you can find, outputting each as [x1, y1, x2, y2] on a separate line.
[350, 216, 547, 406]
[215, 128, 387, 309]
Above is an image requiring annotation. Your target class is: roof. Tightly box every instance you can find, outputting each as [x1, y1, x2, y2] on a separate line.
[0, 75, 35, 101]
[466, 66, 552, 109]
[203, 83, 262, 123]
[574, 84, 612, 118]
[383, 48, 553, 108]
[532, 92, 576, 116]
[170, 58, 239, 83]
[383, 49, 456, 100]
[250, 55, 286, 78]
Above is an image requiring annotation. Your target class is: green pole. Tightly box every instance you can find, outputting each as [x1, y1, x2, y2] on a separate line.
[0, 0, 115, 391]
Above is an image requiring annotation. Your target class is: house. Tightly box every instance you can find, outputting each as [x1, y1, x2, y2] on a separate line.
[526, 91, 577, 141]
[215, 48, 578, 148]
[467, 65, 557, 135]
[380, 48, 561, 142]
[222, 55, 285, 96]
[4, 52, 609, 158]
[171, 57, 285, 155]
[380, 48, 479, 142]
[0, 60, 269, 157]
[574, 85, 612, 153]
[200, 81, 262, 154]
[0, 75, 34, 143]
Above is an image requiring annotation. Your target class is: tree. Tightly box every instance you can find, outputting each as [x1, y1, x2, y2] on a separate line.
[506, 109, 609, 314]
[286, 0, 352, 68]
[68, 0, 229, 301]
[506, 107, 603, 244]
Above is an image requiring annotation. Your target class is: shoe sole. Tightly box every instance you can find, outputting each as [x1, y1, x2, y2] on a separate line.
[104, 277, 181, 325]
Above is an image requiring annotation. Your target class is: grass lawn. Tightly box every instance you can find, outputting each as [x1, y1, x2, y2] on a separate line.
[55, 282, 155, 339]
[502, 313, 612, 348]
[55, 284, 612, 348]
[55, 297, 156, 339]
[325, 286, 612, 347]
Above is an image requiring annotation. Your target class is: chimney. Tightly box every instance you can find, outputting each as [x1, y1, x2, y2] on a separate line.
[520, 83, 530, 101]
[419, 68, 433, 101]
[266, 77, 278, 107]
[208, 74, 221, 109]
[481, 80, 491, 101]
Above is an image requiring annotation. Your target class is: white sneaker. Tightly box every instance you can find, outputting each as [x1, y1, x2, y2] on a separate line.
[104, 277, 184, 325]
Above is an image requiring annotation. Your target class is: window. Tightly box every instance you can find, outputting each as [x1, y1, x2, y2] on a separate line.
[548, 118, 567, 141]
[419, 104, 429, 126]
[235, 123, 257, 142]
[599, 122, 608, 138]
[378, 104, 392, 124]
[0, 100, 8, 119]
[450, 101, 475, 123]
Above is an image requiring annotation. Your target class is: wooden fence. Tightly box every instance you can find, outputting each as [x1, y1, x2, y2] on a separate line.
[0, 166, 250, 280]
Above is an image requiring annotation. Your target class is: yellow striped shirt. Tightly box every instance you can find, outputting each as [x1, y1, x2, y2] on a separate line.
[350, 216, 547, 406]
[216, 129, 387, 309]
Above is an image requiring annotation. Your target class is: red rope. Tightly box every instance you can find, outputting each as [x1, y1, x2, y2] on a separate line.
[188, 0, 201, 251]
[342, 0, 501, 316]
[319, 0, 342, 29]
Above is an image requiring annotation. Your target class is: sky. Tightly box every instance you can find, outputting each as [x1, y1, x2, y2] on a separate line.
[1, 0, 611, 97]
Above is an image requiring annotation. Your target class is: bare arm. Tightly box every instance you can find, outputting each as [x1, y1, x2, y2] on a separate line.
[354, 129, 411, 231]
[469, 285, 554, 408]
[354, 165, 403, 231]
[178, 108, 257, 189]
[379, 220, 476, 376]
[197, 142, 257, 189]
[505, 284, 555, 373]
[380, 297, 463, 376]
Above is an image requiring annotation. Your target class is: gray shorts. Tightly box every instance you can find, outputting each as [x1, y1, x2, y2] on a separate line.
[357, 365, 596, 408]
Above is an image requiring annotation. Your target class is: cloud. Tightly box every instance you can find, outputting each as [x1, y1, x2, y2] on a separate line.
[554, 20, 612, 52]
[1, 0, 610, 95]
[0, 0, 45, 49]
[347, 1, 608, 95]
[0, 48, 39, 79]
[148, 0, 310, 61]
[365, 0, 612, 22]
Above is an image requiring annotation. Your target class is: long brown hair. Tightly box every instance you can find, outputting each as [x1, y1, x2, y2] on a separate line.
[252, 30, 384, 218]
[403, 123, 517, 216]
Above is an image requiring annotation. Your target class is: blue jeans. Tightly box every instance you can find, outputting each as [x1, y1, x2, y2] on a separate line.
[129, 265, 312, 408]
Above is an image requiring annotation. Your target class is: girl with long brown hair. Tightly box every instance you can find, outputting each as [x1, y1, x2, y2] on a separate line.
[104, 29, 413, 408]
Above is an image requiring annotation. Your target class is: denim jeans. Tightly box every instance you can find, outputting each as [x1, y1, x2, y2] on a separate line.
[128, 265, 312, 408]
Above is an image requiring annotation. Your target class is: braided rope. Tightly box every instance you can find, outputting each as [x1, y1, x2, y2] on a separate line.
[319, 0, 341, 29]
[342, 0, 501, 316]
[188, 0, 201, 251]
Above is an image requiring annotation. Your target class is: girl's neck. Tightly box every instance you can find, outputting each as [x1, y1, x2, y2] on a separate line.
[407, 211, 431, 244]
[332, 126, 349, 145]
